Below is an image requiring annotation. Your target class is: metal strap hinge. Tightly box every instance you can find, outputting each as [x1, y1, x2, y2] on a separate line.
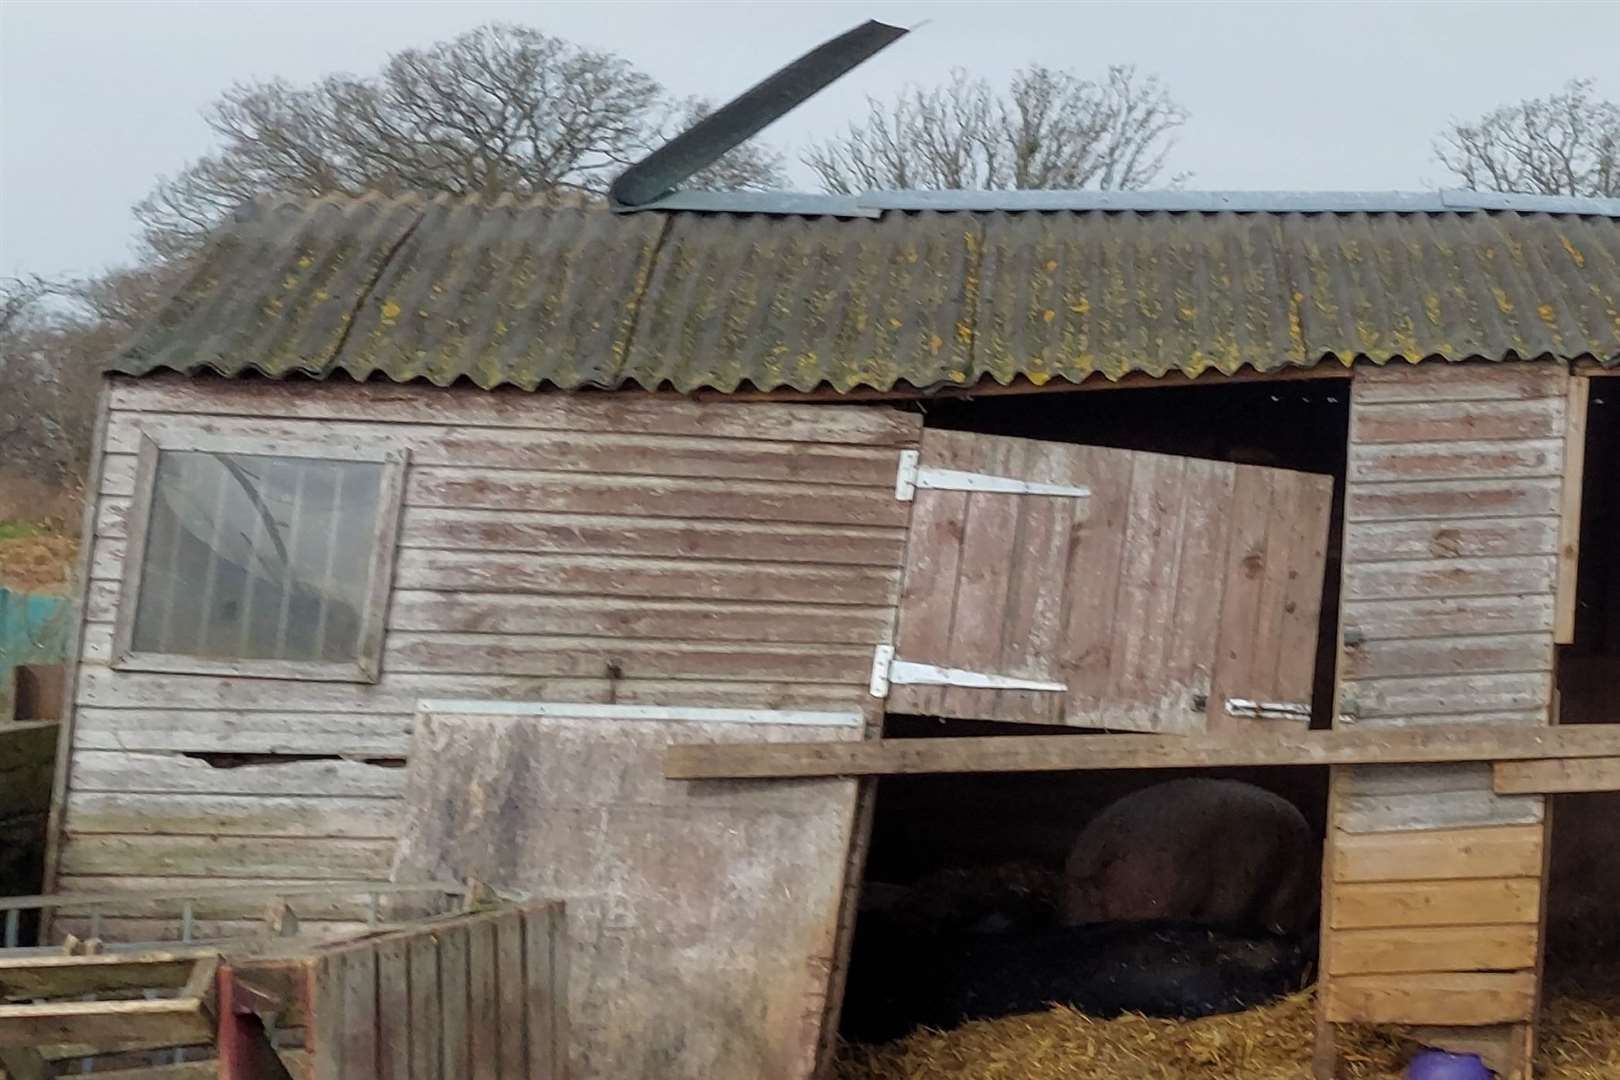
[895, 450, 1092, 502]
[1225, 698, 1313, 721]
[869, 644, 1068, 698]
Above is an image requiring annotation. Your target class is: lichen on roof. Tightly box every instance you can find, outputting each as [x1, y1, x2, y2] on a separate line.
[112, 192, 1620, 393]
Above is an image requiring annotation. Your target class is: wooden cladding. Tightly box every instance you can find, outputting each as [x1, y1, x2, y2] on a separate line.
[1332, 825, 1546, 883]
[1324, 972, 1538, 1026]
[1323, 823, 1546, 1028]
[1322, 362, 1569, 1040]
[58, 379, 918, 931]
[889, 428, 1333, 733]
[305, 904, 568, 1080]
[1340, 362, 1566, 724]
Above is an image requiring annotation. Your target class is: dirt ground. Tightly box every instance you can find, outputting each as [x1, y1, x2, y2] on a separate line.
[0, 473, 79, 593]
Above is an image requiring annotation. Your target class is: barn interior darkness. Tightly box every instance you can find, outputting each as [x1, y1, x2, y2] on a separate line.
[838, 378, 1351, 1041]
[1548, 380, 1620, 989]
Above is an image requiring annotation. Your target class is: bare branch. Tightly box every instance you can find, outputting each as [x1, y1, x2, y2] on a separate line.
[1434, 78, 1620, 198]
[132, 22, 788, 257]
[804, 63, 1187, 193]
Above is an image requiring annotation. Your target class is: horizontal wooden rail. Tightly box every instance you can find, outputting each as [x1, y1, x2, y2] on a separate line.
[664, 723, 1620, 780]
[0, 880, 470, 914]
[1493, 756, 1620, 794]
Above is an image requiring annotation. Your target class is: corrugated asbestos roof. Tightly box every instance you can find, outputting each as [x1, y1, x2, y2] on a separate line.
[114, 193, 1620, 393]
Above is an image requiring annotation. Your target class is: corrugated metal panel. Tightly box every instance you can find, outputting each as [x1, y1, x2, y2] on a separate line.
[122, 195, 423, 380]
[113, 195, 1620, 392]
[331, 200, 665, 390]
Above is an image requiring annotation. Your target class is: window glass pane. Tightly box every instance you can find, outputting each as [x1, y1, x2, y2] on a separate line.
[130, 451, 386, 665]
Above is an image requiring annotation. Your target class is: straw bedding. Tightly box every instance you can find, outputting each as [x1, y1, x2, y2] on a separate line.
[833, 989, 1620, 1079]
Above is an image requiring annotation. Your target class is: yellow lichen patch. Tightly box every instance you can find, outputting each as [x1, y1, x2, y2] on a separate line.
[948, 370, 968, 383]
[929, 334, 944, 354]
[380, 299, 402, 325]
[1560, 235, 1587, 267]
[956, 322, 974, 343]
[1494, 287, 1515, 315]
[1045, 259, 1059, 272]
[1069, 298, 1091, 316]
[1539, 304, 1558, 325]
[296, 256, 313, 270]
[1043, 309, 1056, 323]
[1423, 293, 1443, 327]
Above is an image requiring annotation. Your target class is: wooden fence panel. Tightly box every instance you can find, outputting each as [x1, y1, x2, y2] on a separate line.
[305, 903, 567, 1080]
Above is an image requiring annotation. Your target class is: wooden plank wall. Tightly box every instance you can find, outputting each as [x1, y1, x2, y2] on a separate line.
[53, 375, 920, 939]
[1323, 361, 1568, 1070]
[308, 903, 567, 1080]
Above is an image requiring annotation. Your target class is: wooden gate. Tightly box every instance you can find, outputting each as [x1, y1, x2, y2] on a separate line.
[884, 428, 1335, 734]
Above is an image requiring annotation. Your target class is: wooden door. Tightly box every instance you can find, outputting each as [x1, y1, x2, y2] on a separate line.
[886, 429, 1334, 734]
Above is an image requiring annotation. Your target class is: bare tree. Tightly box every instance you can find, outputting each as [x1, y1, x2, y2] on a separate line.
[1435, 78, 1619, 198]
[136, 23, 786, 258]
[0, 277, 115, 485]
[804, 65, 1187, 193]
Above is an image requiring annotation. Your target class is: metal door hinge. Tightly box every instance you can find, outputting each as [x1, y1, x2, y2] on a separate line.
[869, 644, 1069, 698]
[895, 450, 1092, 502]
[1225, 697, 1313, 721]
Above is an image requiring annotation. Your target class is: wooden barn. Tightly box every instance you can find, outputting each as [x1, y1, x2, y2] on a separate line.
[6, 169, 1619, 1079]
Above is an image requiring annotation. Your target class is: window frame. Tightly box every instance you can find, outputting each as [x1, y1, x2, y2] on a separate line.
[111, 430, 408, 684]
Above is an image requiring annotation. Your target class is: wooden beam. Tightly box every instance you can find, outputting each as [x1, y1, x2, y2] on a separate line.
[0, 997, 213, 1049]
[664, 723, 1620, 780]
[1555, 372, 1589, 644]
[0, 952, 201, 999]
[1494, 755, 1620, 794]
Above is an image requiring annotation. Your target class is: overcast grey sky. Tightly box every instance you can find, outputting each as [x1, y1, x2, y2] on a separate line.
[2, 0, 1617, 281]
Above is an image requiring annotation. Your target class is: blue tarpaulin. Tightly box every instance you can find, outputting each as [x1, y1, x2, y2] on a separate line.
[0, 587, 70, 672]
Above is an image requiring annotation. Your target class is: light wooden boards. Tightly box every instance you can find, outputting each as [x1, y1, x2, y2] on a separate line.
[1324, 972, 1537, 1026]
[663, 722, 1620, 779]
[1320, 361, 1567, 1056]
[306, 904, 566, 1080]
[888, 428, 1333, 733]
[392, 708, 866, 1080]
[1494, 756, 1620, 793]
[56, 378, 918, 934]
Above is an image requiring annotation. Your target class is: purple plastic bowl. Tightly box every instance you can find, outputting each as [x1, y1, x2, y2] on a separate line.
[1407, 1050, 1493, 1080]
